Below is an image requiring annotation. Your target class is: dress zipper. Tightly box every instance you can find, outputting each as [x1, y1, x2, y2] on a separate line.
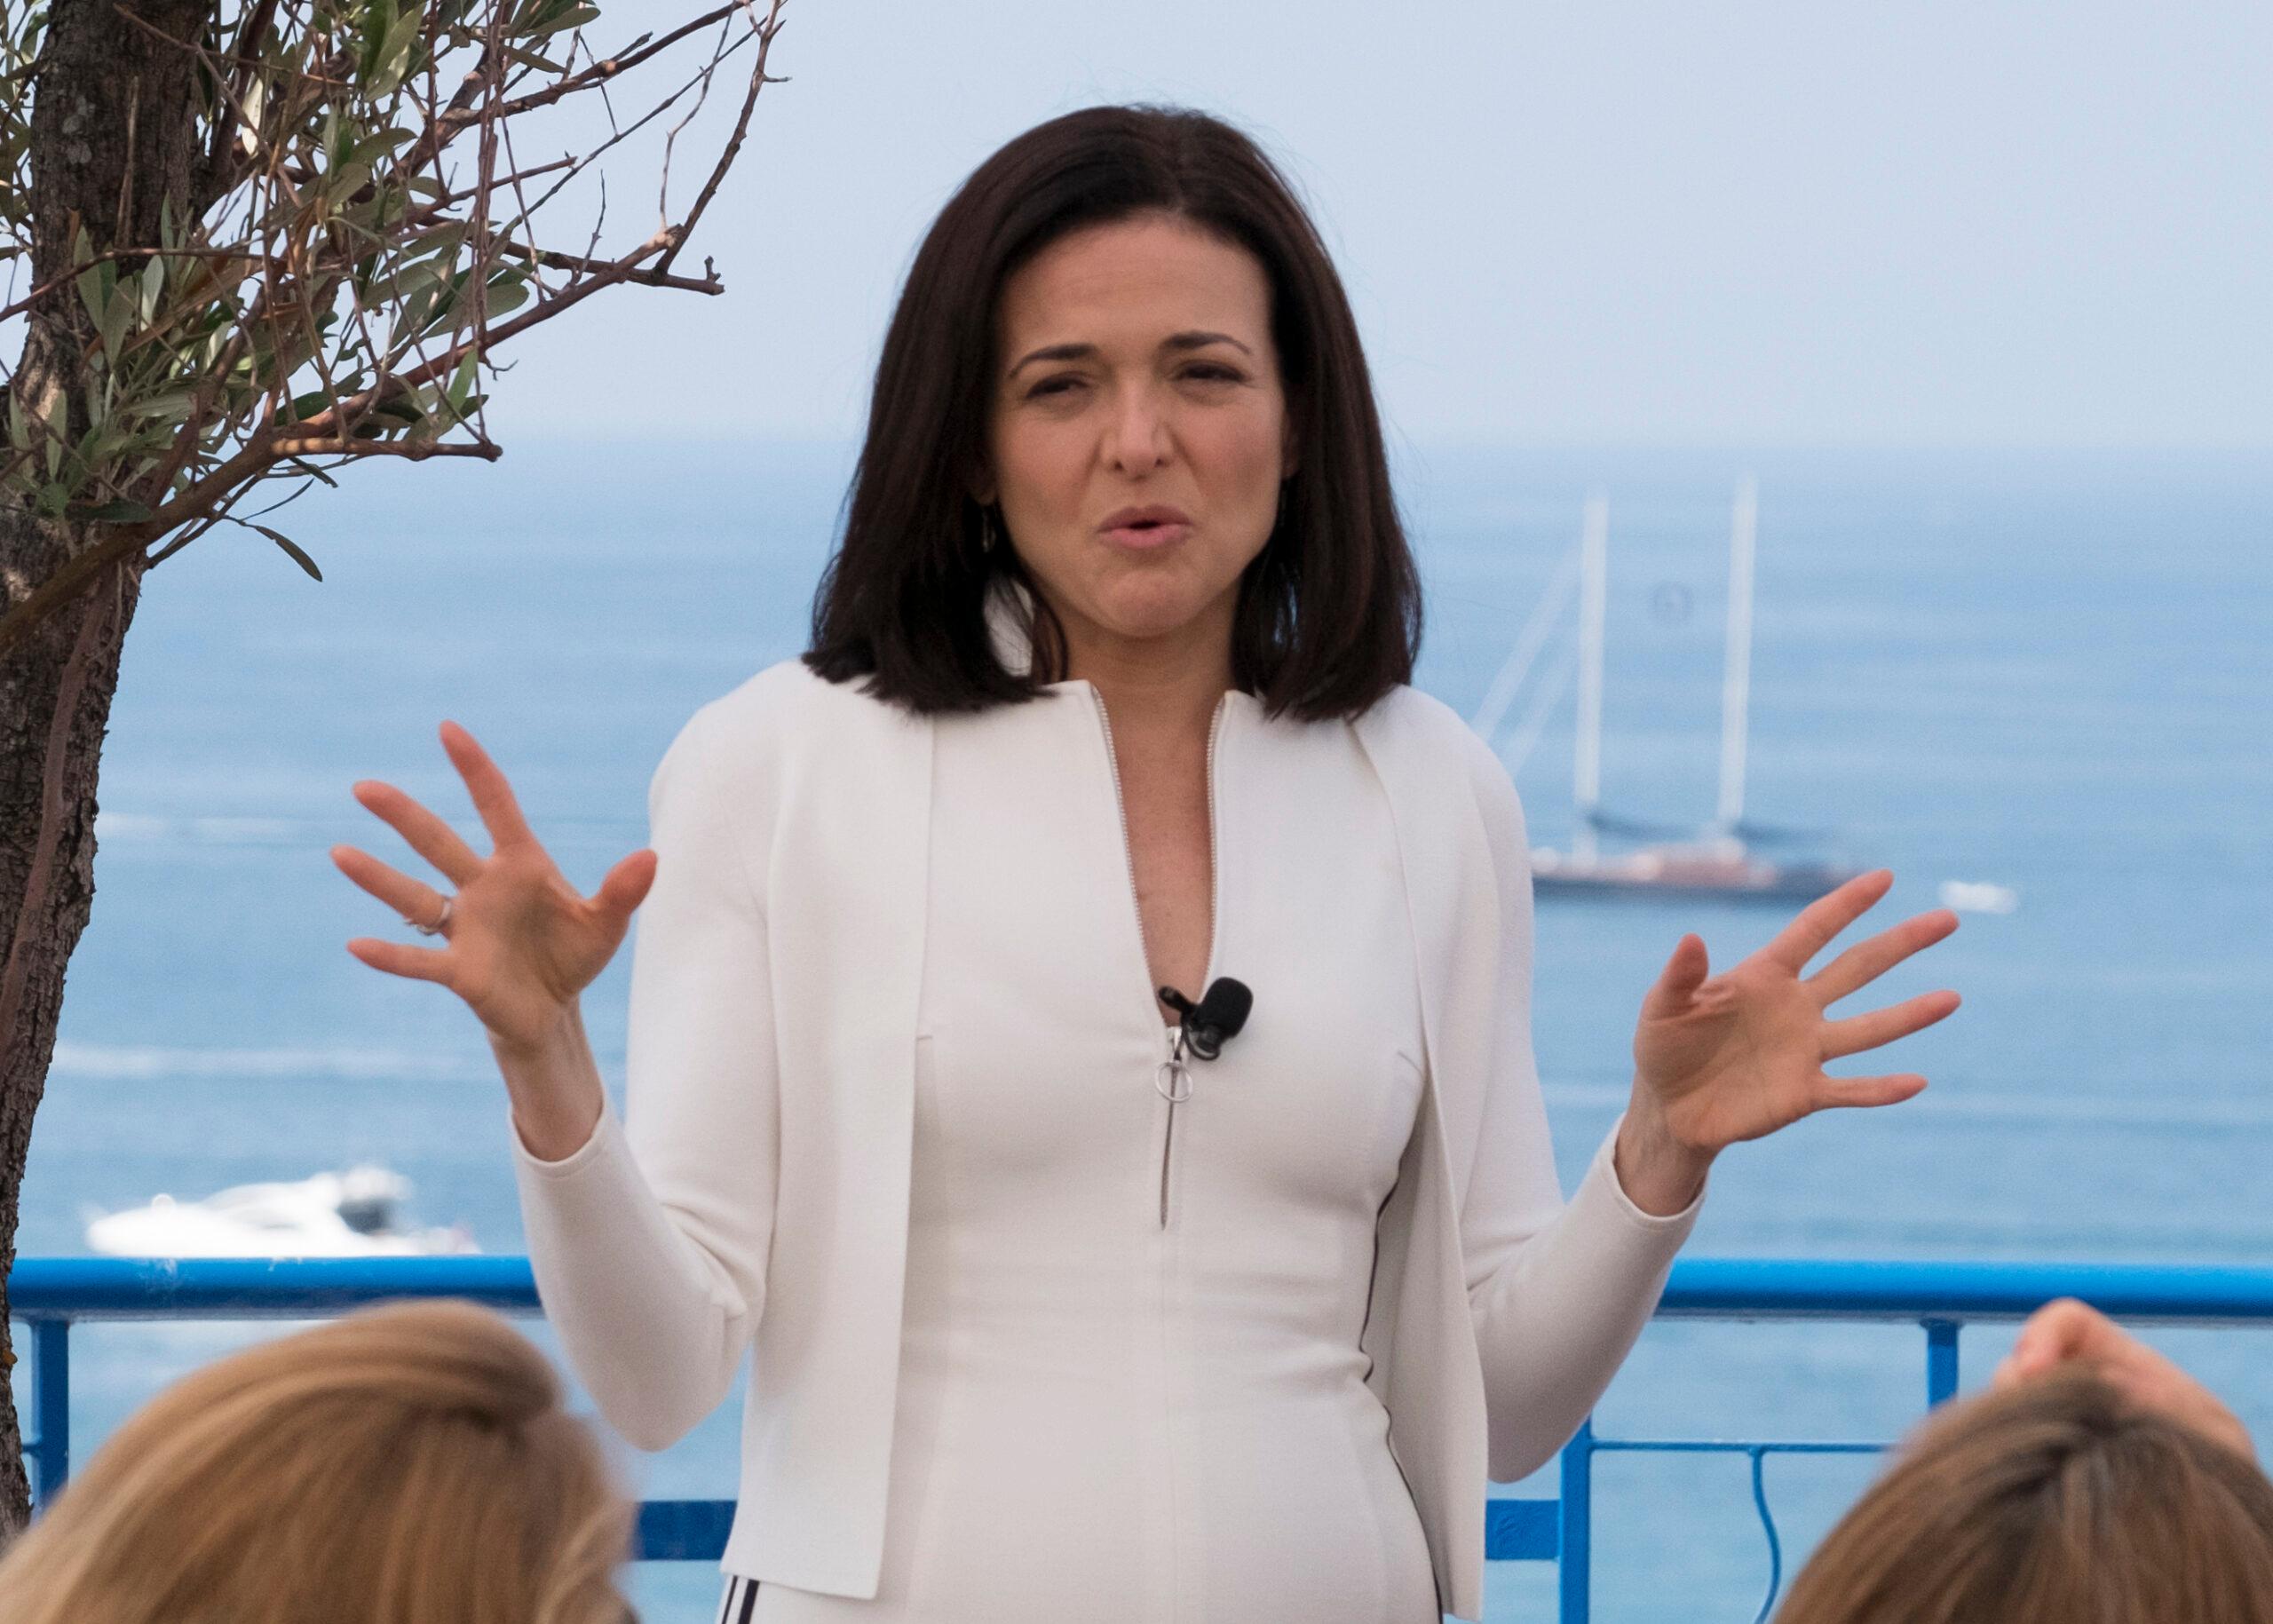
[1156, 1026, 1190, 1229]
[1089, 685, 1228, 1230]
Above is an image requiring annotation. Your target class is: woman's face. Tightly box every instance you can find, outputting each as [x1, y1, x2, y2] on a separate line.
[979, 211, 1295, 673]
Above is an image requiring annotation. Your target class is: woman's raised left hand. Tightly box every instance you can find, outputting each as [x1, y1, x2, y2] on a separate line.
[1613, 868, 1961, 1215]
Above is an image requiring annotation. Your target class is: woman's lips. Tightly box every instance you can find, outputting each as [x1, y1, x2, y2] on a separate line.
[1100, 520, 1193, 551]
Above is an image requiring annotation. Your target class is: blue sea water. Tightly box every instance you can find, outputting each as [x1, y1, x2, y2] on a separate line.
[11, 440, 2270, 1620]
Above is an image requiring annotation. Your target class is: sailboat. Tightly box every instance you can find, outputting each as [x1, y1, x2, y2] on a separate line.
[1474, 478, 1865, 903]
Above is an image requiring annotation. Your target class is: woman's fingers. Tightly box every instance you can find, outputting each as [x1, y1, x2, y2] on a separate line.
[1810, 1070, 1928, 1112]
[1820, 988, 1962, 1060]
[331, 843, 448, 928]
[1759, 868, 1895, 976]
[1808, 908, 1960, 1007]
[1641, 932, 1712, 1017]
[440, 720, 538, 852]
[345, 936, 455, 985]
[352, 778, 483, 886]
[591, 848, 660, 923]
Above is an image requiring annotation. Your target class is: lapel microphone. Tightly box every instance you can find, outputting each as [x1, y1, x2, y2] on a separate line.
[1157, 978, 1255, 1061]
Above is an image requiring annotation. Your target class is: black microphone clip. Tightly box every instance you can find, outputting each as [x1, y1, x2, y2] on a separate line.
[1157, 977, 1254, 1062]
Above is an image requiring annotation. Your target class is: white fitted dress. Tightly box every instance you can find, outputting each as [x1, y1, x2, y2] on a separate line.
[721, 684, 1438, 1623]
[511, 668, 1701, 1624]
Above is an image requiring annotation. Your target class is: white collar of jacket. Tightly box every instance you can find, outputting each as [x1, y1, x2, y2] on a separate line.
[674, 645, 1522, 1620]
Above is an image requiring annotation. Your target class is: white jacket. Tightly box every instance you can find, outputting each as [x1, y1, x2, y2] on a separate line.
[512, 650, 1700, 1620]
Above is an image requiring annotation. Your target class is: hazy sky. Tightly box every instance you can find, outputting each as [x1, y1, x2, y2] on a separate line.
[480, 1, 2268, 448]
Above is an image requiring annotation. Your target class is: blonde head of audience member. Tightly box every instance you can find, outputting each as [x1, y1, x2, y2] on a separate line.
[0, 1298, 631, 1624]
[1776, 1303, 2273, 1624]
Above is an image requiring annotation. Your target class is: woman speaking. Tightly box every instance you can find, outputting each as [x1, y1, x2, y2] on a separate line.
[334, 105, 1960, 1624]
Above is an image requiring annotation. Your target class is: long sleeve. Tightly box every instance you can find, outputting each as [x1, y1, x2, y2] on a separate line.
[511, 701, 780, 1451]
[1452, 735, 1703, 1483]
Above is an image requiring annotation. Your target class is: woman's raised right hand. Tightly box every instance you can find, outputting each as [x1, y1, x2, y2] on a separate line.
[332, 719, 659, 1058]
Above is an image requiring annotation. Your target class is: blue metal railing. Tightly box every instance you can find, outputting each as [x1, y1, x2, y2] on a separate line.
[14, 1256, 2273, 1621]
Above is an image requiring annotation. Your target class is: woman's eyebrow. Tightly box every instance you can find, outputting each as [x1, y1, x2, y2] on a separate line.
[1007, 330, 1255, 376]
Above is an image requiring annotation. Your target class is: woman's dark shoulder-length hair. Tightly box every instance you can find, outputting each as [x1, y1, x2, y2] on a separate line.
[804, 102, 1422, 722]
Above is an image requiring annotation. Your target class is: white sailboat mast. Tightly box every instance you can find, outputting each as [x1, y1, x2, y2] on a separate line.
[1470, 544, 1581, 743]
[1715, 473, 1758, 839]
[1573, 491, 1609, 862]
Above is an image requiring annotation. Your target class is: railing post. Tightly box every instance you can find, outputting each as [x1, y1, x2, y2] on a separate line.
[30, 1318, 69, 1504]
[1558, 1419, 1594, 1624]
[1924, 1319, 1960, 1408]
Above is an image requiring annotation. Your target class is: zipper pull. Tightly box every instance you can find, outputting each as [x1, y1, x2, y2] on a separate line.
[1154, 1024, 1192, 1103]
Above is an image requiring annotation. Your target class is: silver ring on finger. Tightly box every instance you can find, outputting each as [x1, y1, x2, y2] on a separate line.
[407, 894, 454, 936]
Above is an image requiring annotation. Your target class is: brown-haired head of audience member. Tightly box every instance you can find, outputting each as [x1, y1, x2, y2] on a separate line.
[1775, 1365, 2273, 1624]
[0, 1299, 632, 1624]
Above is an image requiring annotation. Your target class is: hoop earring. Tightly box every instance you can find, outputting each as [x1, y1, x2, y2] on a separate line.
[980, 505, 1003, 555]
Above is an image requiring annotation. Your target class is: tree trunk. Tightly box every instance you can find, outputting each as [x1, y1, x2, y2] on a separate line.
[0, 0, 213, 1538]
[0, 535, 142, 1536]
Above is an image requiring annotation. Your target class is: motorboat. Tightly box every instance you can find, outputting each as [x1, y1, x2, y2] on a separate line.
[84, 1166, 478, 1258]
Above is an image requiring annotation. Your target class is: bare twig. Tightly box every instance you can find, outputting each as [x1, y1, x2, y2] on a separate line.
[655, 8, 735, 231]
[412, 154, 575, 217]
[514, 32, 756, 226]
[487, 234, 721, 292]
[655, 0, 787, 273]
[141, 506, 229, 566]
[454, 4, 740, 130]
